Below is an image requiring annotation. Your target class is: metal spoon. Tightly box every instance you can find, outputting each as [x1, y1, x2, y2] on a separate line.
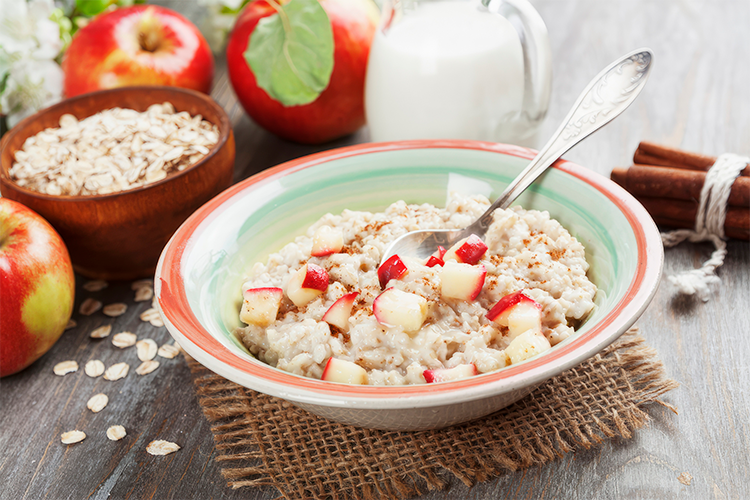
[380, 48, 654, 264]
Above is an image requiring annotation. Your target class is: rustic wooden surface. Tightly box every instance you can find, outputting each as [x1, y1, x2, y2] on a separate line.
[1, 0, 749, 498]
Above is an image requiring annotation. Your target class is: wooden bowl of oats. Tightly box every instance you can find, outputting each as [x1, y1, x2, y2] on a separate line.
[0, 86, 235, 280]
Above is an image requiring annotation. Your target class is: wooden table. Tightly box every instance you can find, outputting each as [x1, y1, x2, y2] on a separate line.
[2, 1, 748, 498]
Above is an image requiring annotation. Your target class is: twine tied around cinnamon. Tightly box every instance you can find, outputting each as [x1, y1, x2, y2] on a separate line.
[660, 153, 750, 301]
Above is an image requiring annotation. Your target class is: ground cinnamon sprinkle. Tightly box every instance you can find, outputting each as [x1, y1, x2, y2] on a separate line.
[549, 248, 565, 261]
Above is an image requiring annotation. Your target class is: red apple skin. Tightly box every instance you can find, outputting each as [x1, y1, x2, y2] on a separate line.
[486, 291, 540, 322]
[62, 5, 214, 97]
[226, 0, 379, 144]
[0, 200, 75, 377]
[425, 256, 444, 268]
[377, 254, 408, 288]
[423, 364, 478, 383]
[322, 292, 358, 330]
[301, 263, 329, 291]
[455, 235, 488, 265]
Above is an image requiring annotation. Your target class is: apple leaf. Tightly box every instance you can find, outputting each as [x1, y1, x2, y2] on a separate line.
[244, 0, 334, 107]
[75, 0, 113, 17]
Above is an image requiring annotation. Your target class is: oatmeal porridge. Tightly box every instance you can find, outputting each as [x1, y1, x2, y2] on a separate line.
[236, 194, 597, 385]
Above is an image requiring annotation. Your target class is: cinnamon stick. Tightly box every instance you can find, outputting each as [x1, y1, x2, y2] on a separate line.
[634, 141, 749, 177]
[611, 165, 750, 207]
[633, 195, 749, 240]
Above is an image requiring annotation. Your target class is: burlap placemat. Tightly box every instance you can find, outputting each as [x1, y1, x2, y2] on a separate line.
[186, 327, 678, 500]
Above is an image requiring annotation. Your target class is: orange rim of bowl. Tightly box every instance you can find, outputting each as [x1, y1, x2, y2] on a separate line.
[0, 86, 231, 202]
[157, 140, 659, 399]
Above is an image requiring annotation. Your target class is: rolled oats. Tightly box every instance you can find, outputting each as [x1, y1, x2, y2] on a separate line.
[136, 339, 158, 361]
[140, 308, 164, 327]
[103, 362, 129, 381]
[9, 104, 220, 196]
[90, 325, 112, 339]
[79, 298, 102, 316]
[146, 440, 180, 456]
[82, 280, 108, 292]
[112, 332, 137, 348]
[157, 344, 179, 359]
[131, 279, 153, 290]
[134, 286, 153, 302]
[84, 359, 105, 377]
[53, 360, 78, 376]
[107, 425, 126, 441]
[87, 393, 108, 413]
[103, 303, 127, 317]
[135, 360, 159, 375]
[61, 430, 86, 444]
[65, 319, 77, 330]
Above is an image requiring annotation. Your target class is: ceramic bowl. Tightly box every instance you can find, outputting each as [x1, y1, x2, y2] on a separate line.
[155, 141, 663, 431]
[0, 86, 235, 280]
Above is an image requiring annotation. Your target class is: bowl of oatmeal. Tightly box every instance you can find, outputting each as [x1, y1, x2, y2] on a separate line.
[155, 140, 663, 430]
[0, 86, 234, 280]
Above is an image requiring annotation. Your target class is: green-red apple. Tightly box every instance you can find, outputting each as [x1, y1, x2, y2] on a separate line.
[62, 5, 214, 97]
[0, 199, 75, 377]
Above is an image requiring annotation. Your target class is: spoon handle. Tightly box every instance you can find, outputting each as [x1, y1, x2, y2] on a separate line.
[468, 48, 654, 234]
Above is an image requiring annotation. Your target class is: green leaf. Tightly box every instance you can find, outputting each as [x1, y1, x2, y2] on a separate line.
[244, 0, 334, 107]
[75, 0, 112, 17]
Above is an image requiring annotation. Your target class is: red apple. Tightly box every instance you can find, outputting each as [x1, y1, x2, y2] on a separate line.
[443, 234, 488, 265]
[322, 292, 358, 331]
[425, 255, 444, 268]
[226, 0, 379, 144]
[286, 263, 329, 307]
[487, 291, 542, 339]
[240, 287, 283, 327]
[377, 254, 408, 288]
[440, 262, 486, 301]
[423, 364, 477, 383]
[62, 5, 214, 97]
[372, 288, 428, 333]
[0, 200, 75, 377]
[311, 226, 344, 257]
[321, 357, 368, 384]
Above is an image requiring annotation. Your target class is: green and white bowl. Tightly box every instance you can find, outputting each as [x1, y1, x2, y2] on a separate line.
[155, 140, 663, 430]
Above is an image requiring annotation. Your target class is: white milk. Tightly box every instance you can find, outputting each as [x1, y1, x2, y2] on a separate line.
[365, 1, 525, 143]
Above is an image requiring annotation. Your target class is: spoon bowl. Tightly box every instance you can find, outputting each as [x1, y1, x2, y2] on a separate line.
[381, 48, 653, 264]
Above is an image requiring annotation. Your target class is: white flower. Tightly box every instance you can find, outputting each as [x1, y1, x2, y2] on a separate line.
[0, 0, 64, 127]
[198, 0, 247, 53]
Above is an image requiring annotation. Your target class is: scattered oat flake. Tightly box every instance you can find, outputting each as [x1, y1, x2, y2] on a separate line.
[103, 362, 129, 381]
[107, 425, 126, 441]
[84, 359, 105, 377]
[65, 319, 77, 330]
[134, 286, 154, 302]
[90, 324, 112, 339]
[80, 298, 102, 316]
[53, 360, 78, 376]
[136, 360, 159, 375]
[103, 303, 127, 317]
[136, 339, 158, 361]
[131, 279, 153, 290]
[147, 440, 180, 456]
[87, 393, 109, 413]
[61, 430, 86, 444]
[140, 308, 159, 322]
[83, 280, 108, 292]
[678, 472, 693, 486]
[157, 344, 179, 359]
[112, 332, 137, 348]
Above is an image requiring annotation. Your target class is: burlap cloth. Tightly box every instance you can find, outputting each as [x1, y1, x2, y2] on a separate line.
[186, 327, 678, 499]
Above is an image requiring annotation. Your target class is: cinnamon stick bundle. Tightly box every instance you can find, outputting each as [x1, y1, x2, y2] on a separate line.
[611, 142, 750, 240]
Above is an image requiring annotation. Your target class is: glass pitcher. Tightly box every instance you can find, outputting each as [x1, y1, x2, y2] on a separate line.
[365, 0, 551, 146]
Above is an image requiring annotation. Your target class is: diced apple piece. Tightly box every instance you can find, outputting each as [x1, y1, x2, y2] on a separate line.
[311, 226, 344, 257]
[377, 254, 408, 288]
[423, 363, 478, 383]
[425, 255, 444, 268]
[440, 261, 486, 301]
[322, 292, 358, 331]
[372, 288, 428, 333]
[505, 330, 551, 365]
[286, 263, 329, 307]
[240, 287, 283, 327]
[432, 246, 447, 259]
[443, 234, 487, 265]
[321, 358, 368, 384]
[486, 291, 542, 338]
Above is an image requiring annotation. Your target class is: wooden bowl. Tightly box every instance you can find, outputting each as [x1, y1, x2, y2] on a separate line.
[0, 86, 235, 280]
